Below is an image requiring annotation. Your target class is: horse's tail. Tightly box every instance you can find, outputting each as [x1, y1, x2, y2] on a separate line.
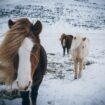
[71, 35, 83, 50]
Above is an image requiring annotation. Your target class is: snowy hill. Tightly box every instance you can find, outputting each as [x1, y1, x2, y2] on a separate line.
[0, 0, 105, 30]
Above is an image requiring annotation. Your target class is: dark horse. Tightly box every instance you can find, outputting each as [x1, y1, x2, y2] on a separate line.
[60, 33, 73, 56]
[0, 18, 47, 105]
[19, 45, 47, 105]
[20, 45, 47, 105]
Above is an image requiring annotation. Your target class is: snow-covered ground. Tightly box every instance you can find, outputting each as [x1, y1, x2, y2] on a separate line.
[0, 26, 105, 105]
[0, 0, 105, 105]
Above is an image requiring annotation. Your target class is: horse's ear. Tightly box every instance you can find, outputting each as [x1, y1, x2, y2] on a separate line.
[8, 19, 15, 28]
[83, 37, 86, 41]
[32, 20, 42, 36]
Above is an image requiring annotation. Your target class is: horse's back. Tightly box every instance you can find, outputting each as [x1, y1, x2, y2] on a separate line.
[68, 35, 73, 39]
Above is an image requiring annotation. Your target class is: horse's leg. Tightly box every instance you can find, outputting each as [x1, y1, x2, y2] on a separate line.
[74, 61, 78, 79]
[67, 48, 70, 55]
[31, 81, 42, 105]
[79, 60, 83, 78]
[20, 91, 30, 105]
[63, 47, 65, 56]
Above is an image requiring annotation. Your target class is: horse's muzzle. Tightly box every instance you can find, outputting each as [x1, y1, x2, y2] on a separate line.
[16, 81, 31, 91]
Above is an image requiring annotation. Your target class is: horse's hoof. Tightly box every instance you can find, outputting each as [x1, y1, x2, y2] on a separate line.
[74, 77, 77, 79]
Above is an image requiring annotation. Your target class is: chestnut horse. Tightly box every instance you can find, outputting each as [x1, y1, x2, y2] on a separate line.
[0, 18, 47, 105]
[71, 35, 89, 79]
[60, 33, 73, 56]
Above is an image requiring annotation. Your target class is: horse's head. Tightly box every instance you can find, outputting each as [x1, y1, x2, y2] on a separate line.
[60, 33, 66, 39]
[71, 35, 87, 51]
[60, 33, 66, 47]
[8, 18, 42, 40]
[8, 18, 42, 91]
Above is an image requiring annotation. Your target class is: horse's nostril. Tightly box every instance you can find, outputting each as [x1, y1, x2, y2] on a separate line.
[24, 81, 31, 91]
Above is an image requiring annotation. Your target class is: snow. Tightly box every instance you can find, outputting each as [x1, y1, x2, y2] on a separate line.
[0, 0, 105, 105]
[37, 33, 105, 105]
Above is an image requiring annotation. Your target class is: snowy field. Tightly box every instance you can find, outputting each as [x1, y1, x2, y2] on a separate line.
[0, 23, 105, 105]
[0, 0, 105, 105]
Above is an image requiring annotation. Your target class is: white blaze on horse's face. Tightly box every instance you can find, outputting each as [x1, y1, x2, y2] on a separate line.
[16, 37, 34, 91]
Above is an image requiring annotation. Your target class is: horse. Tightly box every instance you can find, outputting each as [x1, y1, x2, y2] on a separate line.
[0, 18, 47, 105]
[60, 33, 73, 56]
[71, 35, 89, 79]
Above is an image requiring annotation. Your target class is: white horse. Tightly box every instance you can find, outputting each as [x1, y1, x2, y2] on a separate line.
[71, 35, 90, 79]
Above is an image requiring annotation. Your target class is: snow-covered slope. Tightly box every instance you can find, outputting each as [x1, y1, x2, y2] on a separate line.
[0, 33, 105, 105]
[0, 0, 105, 30]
